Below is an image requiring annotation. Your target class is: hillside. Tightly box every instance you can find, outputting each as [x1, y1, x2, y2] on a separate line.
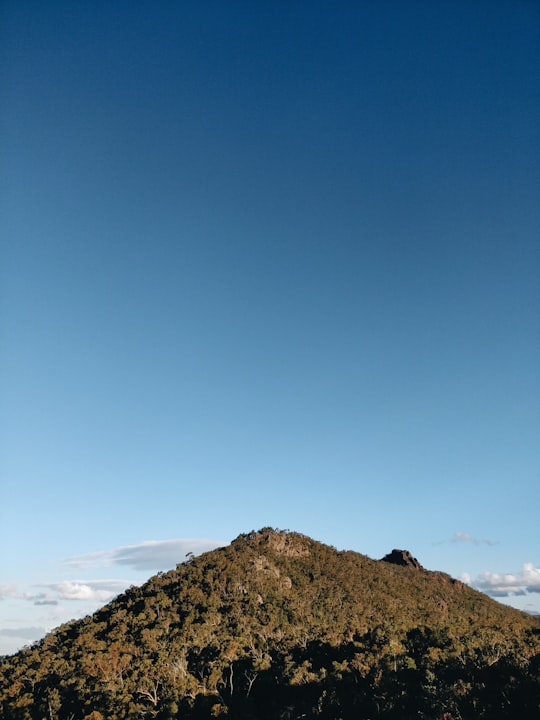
[1, 528, 539, 719]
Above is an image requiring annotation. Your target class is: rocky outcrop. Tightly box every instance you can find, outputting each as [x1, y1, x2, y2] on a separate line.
[380, 548, 424, 569]
[240, 527, 311, 557]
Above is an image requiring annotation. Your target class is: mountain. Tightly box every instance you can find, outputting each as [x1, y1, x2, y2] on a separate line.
[1, 528, 539, 719]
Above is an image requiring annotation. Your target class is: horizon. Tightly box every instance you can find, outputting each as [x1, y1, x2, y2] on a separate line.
[1, 0, 539, 655]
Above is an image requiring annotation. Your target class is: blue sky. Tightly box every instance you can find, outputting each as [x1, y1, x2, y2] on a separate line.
[1, 0, 539, 655]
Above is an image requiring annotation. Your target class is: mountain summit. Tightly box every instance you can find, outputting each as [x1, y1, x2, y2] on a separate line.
[1, 528, 539, 718]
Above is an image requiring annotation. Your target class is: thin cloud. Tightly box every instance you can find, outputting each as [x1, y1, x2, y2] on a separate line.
[0, 627, 46, 640]
[23, 592, 58, 606]
[465, 563, 540, 598]
[0, 585, 17, 600]
[64, 538, 226, 571]
[452, 531, 478, 544]
[451, 531, 498, 546]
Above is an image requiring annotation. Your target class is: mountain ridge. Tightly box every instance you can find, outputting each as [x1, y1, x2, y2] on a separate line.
[1, 527, 539, 718]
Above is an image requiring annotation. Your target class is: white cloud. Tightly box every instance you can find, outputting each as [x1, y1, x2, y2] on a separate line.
[56, 582, 111, 601]
[64, 537, 225, 571]
[467, 563, 540, 597]
[521, 563, 540, 594]
[43, 579, 132, 603]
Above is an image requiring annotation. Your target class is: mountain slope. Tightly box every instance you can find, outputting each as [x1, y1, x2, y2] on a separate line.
[1, 528, 539, 719]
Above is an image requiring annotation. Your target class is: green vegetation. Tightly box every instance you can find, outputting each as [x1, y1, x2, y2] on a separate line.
[1, 528, 539, 718]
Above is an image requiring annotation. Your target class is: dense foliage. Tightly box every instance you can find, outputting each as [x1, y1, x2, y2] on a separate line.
[1, 528, 539, 719]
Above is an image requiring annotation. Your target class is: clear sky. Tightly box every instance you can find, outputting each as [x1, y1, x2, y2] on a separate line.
[1, 0, 539, 655]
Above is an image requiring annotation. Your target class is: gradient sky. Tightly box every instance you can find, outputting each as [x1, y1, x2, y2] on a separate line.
[1, 0, 539, 655]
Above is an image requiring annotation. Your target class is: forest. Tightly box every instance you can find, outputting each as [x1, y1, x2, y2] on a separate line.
[1, 528, 539, 719]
